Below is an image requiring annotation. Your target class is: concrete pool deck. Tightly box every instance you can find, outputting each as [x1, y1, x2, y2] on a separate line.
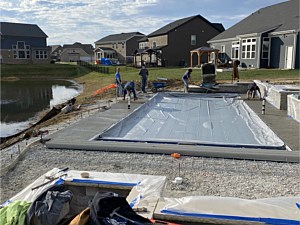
[46, 93, 299, 162]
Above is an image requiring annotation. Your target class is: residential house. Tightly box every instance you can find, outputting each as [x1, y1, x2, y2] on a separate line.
[94, 32, 145, 64]
[59, 42, 95, 62]
[134, 15, 224, 67]
[50, 45, 63, 62]
[208, 0, 299, 69]
[0, 22, 50, 64]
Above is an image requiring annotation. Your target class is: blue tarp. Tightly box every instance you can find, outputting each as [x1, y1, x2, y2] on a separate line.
[100, 58, 112, 65]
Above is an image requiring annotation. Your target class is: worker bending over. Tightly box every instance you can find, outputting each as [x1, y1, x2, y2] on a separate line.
[247, 82, 262, 99]
[123, 81, 138, 101]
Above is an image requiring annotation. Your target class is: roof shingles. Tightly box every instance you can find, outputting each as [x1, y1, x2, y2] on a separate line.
[209, 0, 299, 42]
[0, 22, 48, 38]
[95, 32, 144, 43]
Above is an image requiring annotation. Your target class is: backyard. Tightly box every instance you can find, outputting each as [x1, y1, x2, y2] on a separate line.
[1, 63, 299, 104]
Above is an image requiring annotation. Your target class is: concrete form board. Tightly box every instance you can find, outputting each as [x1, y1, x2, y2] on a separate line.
[287, 94, 300, 122]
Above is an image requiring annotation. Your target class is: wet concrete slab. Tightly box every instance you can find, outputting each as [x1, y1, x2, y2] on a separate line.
[46, 94, 299, 162]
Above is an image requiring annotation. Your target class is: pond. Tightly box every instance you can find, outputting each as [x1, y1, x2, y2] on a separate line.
[1, 78, 83, 137]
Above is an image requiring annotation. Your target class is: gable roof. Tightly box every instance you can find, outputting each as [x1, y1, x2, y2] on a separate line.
[63, 42, 94, 55]
[50, 45, 62, 53]
[147, 15, 224, 37]
[0, 22, 48, 38]
[95, 32, 145, 44]
[209, 0, 299, 42]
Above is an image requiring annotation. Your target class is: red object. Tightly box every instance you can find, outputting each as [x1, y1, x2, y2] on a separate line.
[171, 153, 181, 159]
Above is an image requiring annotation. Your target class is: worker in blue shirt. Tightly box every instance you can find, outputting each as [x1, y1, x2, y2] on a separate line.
[182, 68, 192, 93]
[123, 81, 138, 100]
[115, 67, 122, 96]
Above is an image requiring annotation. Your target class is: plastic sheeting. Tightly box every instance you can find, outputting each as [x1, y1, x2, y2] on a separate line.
[1, 168, 166, 211]
[160, 196, 300, 225]
[97, 93, 285, 149]
[287, 94, 300, 123]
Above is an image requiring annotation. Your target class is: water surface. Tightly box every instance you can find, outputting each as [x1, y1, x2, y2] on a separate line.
[1, 78, 82, 137]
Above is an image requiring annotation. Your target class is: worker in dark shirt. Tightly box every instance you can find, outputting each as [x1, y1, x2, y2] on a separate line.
[123, 81, 138, 101]
[182, 69, 192, 93]
[247, 82, 261, 99]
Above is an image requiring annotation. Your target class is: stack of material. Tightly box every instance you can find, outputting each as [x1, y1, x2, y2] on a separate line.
[201, 63, 216, 85]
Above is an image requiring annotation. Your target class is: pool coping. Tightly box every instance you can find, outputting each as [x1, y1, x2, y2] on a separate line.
[46, 94, 299, 163]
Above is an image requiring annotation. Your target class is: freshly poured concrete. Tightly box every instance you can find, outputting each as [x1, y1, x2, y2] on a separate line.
[46, 94, 300, 162]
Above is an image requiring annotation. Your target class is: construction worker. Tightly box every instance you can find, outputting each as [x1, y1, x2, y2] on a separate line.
[123, 81, 138, 101]
[139, 65, 149, 93]
[182, 69, 192, 93]
[232, 60, 240, 82]
[247, 82, 262, 99]
[115, 67, 122, 97]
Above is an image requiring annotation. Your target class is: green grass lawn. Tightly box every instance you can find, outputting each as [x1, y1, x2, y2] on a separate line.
[2, 63, 299, 82]
[1, 64, 299, 102]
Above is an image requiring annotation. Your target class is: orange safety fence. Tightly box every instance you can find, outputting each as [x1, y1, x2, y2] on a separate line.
[93, 83, 117, 96]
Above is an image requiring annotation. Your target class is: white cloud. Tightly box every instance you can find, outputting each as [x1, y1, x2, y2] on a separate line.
[0, 0, 287, 45]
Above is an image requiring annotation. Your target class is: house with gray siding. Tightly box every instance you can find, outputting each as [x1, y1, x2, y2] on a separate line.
[59, 42, 94, 62]
[0, 22, 50, 64]
[135, 15, 224, 67]
[208, 0, 299, 69]
[94, 32, 145, 64]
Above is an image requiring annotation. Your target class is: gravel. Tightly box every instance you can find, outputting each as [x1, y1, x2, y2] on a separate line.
[1, 100, 299, 203]
[1, 142, 299, 203]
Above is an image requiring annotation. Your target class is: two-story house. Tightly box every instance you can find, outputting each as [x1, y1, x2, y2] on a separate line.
[0, 22, 50, 64]
[208, 0, 299, 69]
[134, 15, 224, 67]
[94, 32, 145, 64]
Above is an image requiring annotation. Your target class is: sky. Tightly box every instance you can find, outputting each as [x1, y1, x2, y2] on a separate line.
[0, 0, 288, 46]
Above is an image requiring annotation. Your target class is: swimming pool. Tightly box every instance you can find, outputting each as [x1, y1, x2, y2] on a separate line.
[96, 93, 285, 150]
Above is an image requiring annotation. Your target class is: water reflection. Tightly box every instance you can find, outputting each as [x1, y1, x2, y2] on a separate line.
[50, 84, 81, 107]
[1, 78, 82, 137]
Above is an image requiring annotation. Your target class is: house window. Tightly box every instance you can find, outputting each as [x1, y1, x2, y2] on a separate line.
[112, 43, 115, 48]
[17, 41, 25, 49]
[122, 43, 125, 48]
[241, 38, 256, 59]
[191, 35, 196, 45]
[262, 37, 270, 59]
[231, 41, 240, 59]
[219, 45, 226, 60]
[116, 42, 118, 49]
[221, 45, 225, 53]
[139, 43, 145, 49]
[152, 42, 157, 48]
[35, 50, 48, 59]
[12, 42, 30, 59]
